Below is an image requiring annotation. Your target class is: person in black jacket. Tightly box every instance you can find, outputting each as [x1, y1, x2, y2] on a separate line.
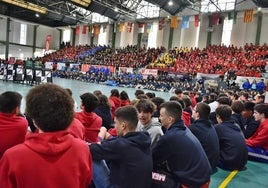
[242, 101, 260, 138]
[231, 100, 245, 132]
[89, 106, 152, 188]
[94, 94, 113, 130]
[152, 101, 211, 188]
[189, 102, 220, 173]
[215, 105, 248, 171]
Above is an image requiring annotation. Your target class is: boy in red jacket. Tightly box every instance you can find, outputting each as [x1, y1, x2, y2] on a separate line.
[0, 84, 92, 188]
[0, 91, 28, 159]
[246, 104, 268, 163]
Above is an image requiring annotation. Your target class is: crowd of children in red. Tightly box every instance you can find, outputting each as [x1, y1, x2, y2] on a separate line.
[36, 43, 268, 78]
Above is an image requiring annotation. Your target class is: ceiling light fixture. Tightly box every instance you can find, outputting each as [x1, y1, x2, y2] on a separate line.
[168, 0, 173, 6]
[114, 7, 118, 12]
[71, 0, 91, 7]
[1, 0, 47, 14]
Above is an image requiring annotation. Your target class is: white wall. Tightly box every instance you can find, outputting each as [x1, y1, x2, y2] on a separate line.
[162, 23, 170, 49]
[0, 17, 7, 41]
[260, 12, 268, 44]
[230, 14, 247, 47]
[180, 19, 199, 48]
[1, 8, 268, 59]
[172, 23, 181, 48]
[198, 14, 209, 49]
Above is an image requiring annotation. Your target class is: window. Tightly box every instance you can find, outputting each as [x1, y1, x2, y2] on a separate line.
[136, 1, 160, 19]
[20, 23, 27, 45]
[201, 0, 236, 13]
[221, 18, 233, 46]
[63, 29, 71, 42]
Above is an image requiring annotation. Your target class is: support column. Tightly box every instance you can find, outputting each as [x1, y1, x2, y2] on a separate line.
[5, 17, 10, 59]
[72, 28, 76, 46]
[111, 23, 116, 48]
[206, 15, 212, 47]
[32, 25, 38, 56]
[90, 35, 94, 46]
[137, 33, 142, 48]
[168, 27, 174, 49]
[255, 11, 262, 45]
[57, 28, 63, 49]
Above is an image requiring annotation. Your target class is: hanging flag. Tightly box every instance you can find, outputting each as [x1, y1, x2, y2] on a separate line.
[194, 15, 199, 27]
[82, 25, 87, 34]
[212, 13, 220, 25]
[146, 23, 152, 33]
[138, 23, 145, 33]
[45, 35, 52, 51]
[75, 25, 80, 35]
[119, 22, 124, 32]
[244, 9, 254, 23]
[181, 16, 190, 29]
[94, 25, 100, 35]
[126, 23, 133, 32]
[103, 24, 107, 33]
[170, 16, 178, 28]
[158, 18, 166, 30]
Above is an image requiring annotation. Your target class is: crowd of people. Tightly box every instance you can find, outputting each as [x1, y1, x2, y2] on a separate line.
[0, 42, 268, 187]
[37, 43, 268, 78]
[1, 82, 268, 187]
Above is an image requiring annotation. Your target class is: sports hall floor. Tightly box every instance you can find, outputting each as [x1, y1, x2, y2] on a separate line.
[1, 78, 268, 188]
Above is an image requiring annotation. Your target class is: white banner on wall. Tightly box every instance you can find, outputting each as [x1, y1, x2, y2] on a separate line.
[45, 62, 53, 69]
[141, 69, 158, 77]
[236, 76, 266, 89]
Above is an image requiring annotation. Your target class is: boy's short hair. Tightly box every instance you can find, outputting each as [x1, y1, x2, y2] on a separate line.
[160, 101, 182, 122]
[254, 104, 268, 118]
[80, 92, 99, 112]
[215, 105, 232, 121]
[0, 91, 22, 113]
[25, 84, 74, 132]
[231, 100, 244, 114]
[135, 99, 155, 113]
[196, 102, 211, 119]
[115, 106, 139, 130]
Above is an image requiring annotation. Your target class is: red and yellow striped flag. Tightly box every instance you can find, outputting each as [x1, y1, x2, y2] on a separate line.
[244, 9, 254, 23]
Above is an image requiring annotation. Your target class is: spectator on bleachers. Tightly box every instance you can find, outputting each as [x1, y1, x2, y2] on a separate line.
[135, 99, 163, 149]
[242, 79, 251, 91]
[0, 84, 92, 187]
[242, 102, 260, 139]
[151, 96, 165, 121]
[256, 79, 265, 92]
[0, 91, 28, 159]
[94, 94, 113, 131]
[75, 92, 102, 143]
[119, 91, 130, 106]
[231, 100, 245, 132]
[89, 106, 152, 188]
[109, 89, 121, 118]
[215, 105, 248, 170]
[246, 104, 268, 163]
[189, 102, 220, 173]
[152, 101, 211, 187]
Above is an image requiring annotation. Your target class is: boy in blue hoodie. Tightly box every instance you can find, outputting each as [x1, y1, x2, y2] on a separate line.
[89, 105, 152, 188]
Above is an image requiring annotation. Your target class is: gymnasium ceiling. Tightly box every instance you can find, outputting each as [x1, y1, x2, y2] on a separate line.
[0, 0, 267, 27]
